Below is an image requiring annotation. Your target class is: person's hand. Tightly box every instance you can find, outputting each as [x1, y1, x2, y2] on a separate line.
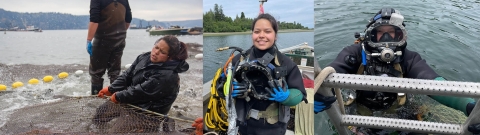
[110, 93, 118, 103]
[314, 93, 336, 113]
[97, 86, 112, 98]
[467, 102, 476, 116]
[468, 123, 480, 134]
[269, 87, 290, 102]
[192, 117, 203, 135]
[86, 40, 92, 56]
[232, 81, 248, 98]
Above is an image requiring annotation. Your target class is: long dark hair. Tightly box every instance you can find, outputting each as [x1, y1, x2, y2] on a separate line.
[154, 35, 188, 60]
[251, 13, 278, 35]
[250, 13, 280, 50]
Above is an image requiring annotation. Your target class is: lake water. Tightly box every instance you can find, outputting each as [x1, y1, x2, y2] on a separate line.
[314, 0, 480, 134]
[203, 31, 314, 84]
[0, 29, 203, 133]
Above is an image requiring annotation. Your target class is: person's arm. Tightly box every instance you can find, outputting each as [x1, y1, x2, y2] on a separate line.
[280, 64, 306, 106]
[108, 53, 143, 93]
[125, 0, 132, 29]
[327, 44, 362, 74]
[430, 77, 475, 116]
[88, 0, 101, 41]
[406, 51, 475, 116]
[87, 23, 98, 41]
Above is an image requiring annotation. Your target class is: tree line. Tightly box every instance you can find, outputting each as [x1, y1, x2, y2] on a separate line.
[0, 8, 202, 30]
[203, 4, 310, 33]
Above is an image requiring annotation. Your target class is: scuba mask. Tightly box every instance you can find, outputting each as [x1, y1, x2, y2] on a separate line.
[358, 8, 407, 63]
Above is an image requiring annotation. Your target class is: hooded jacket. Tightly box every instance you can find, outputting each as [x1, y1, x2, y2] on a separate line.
[108, 52, 189, 114]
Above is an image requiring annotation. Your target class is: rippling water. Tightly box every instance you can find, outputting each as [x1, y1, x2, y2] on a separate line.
[0, 30, 203, 132]
[314, 0, 480, 134]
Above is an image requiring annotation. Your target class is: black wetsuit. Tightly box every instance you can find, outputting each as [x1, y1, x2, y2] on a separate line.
[89, 0, 132, 94]
[328, 43, 439, 135]
[232, 46, 306, 135]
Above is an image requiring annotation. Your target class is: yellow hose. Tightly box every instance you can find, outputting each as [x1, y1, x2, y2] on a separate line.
[204, 68, 229, 131]
[224, 67, 232, 96]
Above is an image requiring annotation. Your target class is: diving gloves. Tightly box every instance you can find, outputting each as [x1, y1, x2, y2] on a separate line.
[87, 40, 93, 56]
[314, 93, 336, 113]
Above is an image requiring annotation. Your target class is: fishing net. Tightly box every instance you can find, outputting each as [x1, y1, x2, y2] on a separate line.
[0, 96, 196, 135]
[342, 89, 468, 134]
[342, 89, 467, 124]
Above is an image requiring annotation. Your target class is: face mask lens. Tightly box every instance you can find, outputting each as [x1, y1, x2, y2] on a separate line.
[371, 25, 404, 43]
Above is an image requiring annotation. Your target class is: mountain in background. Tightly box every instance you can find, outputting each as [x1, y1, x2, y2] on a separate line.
[0, 8, 202, 30]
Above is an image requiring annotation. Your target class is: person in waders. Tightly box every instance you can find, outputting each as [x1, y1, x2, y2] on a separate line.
[87, 0, 132, 95]
[313, 8, 480, 134]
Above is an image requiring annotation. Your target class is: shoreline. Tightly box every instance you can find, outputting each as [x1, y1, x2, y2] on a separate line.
[203, 29, 313, 36]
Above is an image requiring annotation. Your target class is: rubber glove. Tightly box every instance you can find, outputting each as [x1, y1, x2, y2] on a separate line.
[192, 117, 203, 135]
[97, 86, 112, 98]
[232, 81, 248, 98]
[314, 93, 336, 114]
[86, 40, 92, 56]
[110, 93, 118, 103]
[469, 123, 480, 135]
[467, 102, 476, 116]
[269, 87, 290, 102]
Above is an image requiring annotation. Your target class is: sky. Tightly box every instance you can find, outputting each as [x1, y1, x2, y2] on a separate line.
[203, 0, 314, 28]
[0, 0, 203, 21]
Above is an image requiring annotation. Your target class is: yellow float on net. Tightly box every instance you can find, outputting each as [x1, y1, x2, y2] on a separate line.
[43, 75, 54, 83]
[28, 78, 40, 85]
[58, 72, 69, 79]
[12, 82, 24, 88]
[0, 84, 6, 91]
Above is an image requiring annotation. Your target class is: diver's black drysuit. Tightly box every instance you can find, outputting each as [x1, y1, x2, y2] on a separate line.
[327, 43, 440, 134]
[232, 46, 307, 135]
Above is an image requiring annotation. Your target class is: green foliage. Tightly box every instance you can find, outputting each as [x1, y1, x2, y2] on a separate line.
[0, 8, 202, 30]
[203, 4, 309, 33]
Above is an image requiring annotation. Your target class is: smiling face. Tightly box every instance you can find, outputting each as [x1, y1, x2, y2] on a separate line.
[150, 40, 170, 63]
[252, 18, 277, 50]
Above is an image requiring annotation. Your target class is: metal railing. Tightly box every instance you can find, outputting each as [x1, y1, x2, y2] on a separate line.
[317, 71, 480, 135]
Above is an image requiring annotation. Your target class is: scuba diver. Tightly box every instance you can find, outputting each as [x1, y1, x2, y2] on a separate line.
[215, 13, 307, 135]
[313, 8, 480, 134]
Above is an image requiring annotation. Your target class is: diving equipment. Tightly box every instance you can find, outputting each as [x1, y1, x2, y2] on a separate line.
[356, 8, 407, 64]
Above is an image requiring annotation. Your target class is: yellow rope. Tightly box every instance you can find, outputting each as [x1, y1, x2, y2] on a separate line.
[204, 68, 229, 131]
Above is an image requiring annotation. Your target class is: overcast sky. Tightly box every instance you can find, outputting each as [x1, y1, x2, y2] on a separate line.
[203, 0, 314, 28]
[0, 0, 203, 21]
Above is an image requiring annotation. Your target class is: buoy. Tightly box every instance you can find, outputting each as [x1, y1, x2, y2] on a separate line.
[195, 54, 203, 60]
[125, 64, 132, 69]
[12, 82, 24, 88]
[43, 75, 54, 82]
[28, 78, 40, 85]
[75, 70, 83, 76]
[58, 72, 69, 79]
[0, 85, 6, 91]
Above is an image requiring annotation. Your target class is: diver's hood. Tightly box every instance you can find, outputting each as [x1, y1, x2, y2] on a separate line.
[363, 8, 408, 63]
